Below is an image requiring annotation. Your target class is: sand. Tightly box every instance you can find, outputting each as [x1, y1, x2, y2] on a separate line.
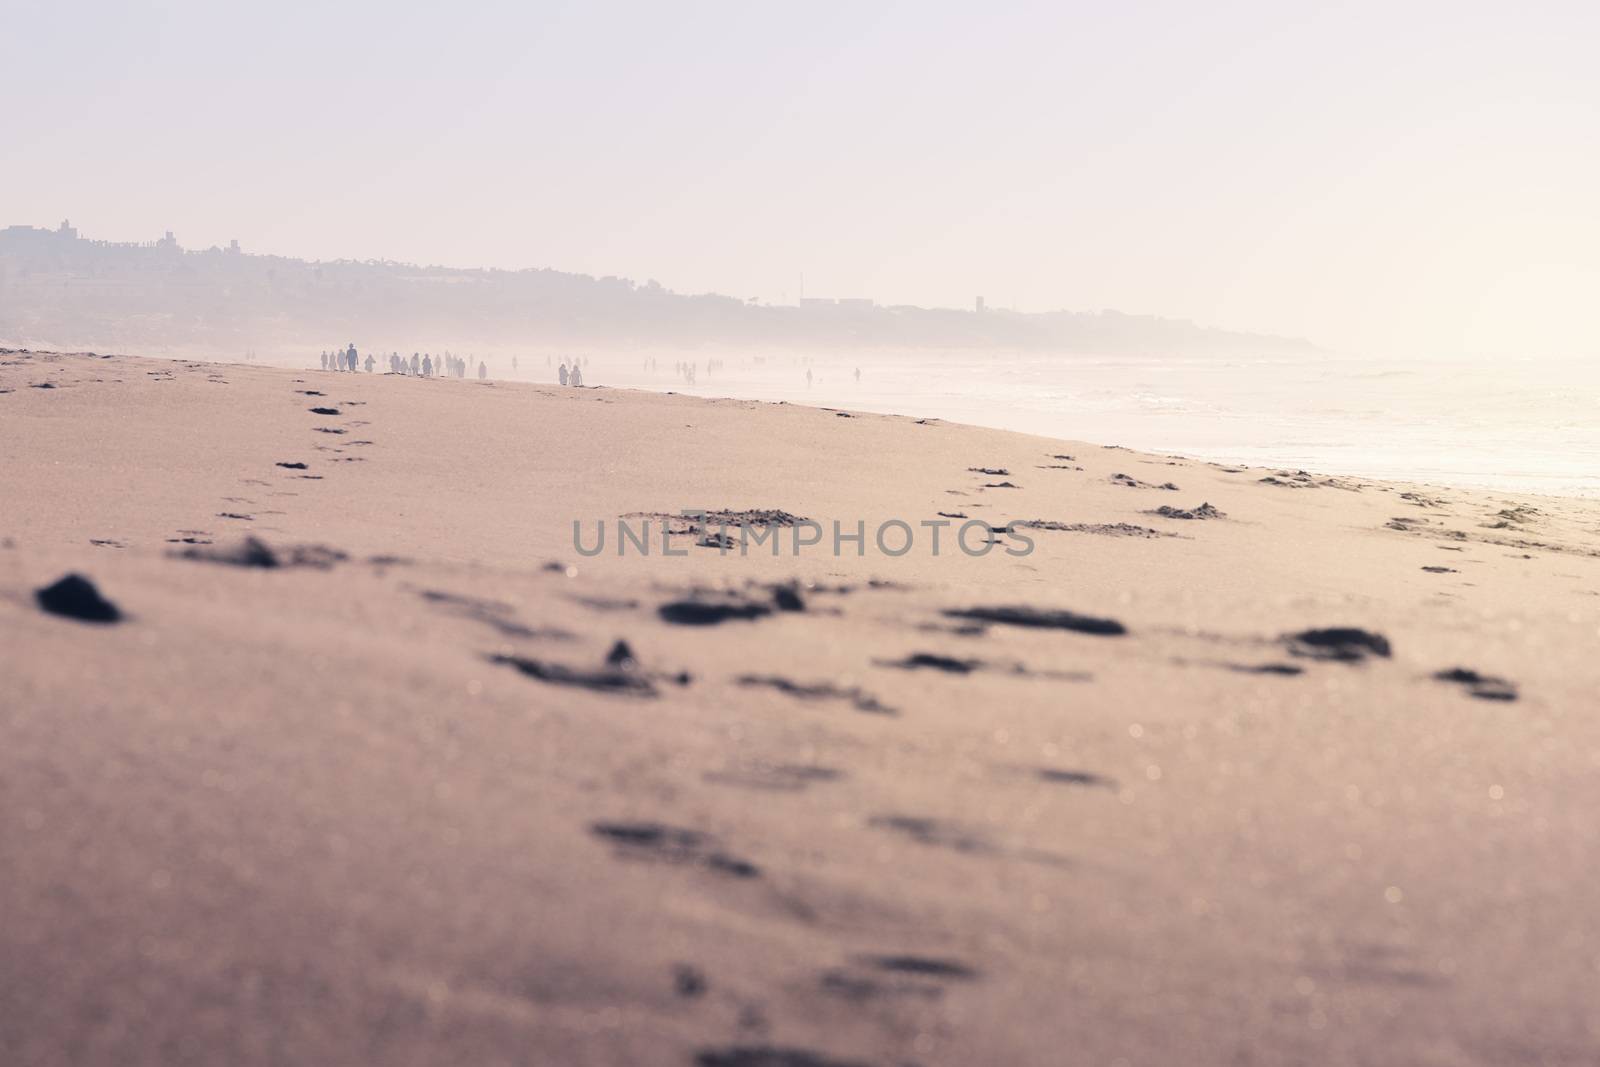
[3, 349, 1599, 1066]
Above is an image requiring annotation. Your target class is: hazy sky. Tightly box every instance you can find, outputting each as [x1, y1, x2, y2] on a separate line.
[5, 0, 1597, 357]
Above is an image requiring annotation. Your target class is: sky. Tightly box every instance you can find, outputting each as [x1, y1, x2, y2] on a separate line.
[4, 0, 1597, 357]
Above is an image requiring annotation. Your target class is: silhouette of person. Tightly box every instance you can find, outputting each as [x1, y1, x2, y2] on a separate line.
[512, 355, 518, 372]
[559, 363, 569, 386]
[365, 353, 375, 373]
[478, 360, 487, 380]
[422, 354, 433, 378]
[572, 363, 584, 387]
[346, 344, 358, 372]
[320, 352, 328, 371]
[410, 353, 420, 376]
[854, 367, 861, 383]
[806, 368, 813, 388]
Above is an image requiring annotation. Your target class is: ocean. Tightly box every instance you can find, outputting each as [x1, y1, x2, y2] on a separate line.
[599, 349, 1600, 499]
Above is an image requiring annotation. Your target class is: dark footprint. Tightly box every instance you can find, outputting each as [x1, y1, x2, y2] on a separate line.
[695, 1048, 874, 1067]
[216, 512, 254, 520]
[35, 574, 122, 624]
[982, 481, 1019, 489]
[313, 427, 347, 435]
[659, 600, 773, 625]
[1038, 768, 1116, 788]
[1286, 627, 1391, 662]
[276, 461, 308, 470]
[1434, 667, 1517, 702]
[1421, 566, 1457, 573]
[489, 653, 655, 696]
[308, 406, 341, 415]
[968, 467, 1009, 476]
[297, 390, 325, 396]
[591, 822, 760, 878]
[944, 605, 1126, 636]
[89, 538, 126, 548]
[880, 652, 979, 674]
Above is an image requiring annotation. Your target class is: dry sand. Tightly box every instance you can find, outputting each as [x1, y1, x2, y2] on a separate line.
[3, 349, 1599, 1066]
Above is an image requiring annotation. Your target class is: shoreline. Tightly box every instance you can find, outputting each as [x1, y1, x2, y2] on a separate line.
[8, 345, 1597, 503]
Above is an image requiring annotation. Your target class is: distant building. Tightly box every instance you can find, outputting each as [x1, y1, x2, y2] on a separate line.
[58, 219, 78, 239]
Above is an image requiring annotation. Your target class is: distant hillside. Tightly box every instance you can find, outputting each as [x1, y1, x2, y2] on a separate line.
[0, 221, 1317, 356]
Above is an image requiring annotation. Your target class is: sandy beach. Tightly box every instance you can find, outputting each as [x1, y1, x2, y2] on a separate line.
[4, 348, 1600, 1066]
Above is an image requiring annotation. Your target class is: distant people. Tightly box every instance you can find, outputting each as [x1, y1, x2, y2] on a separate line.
[512, 355, 518, 372]
[571, 363, 583, 387]
[559, 363, 569, 386]
[410, 353, 420, 376]
[422, 354, 433, 378]
[364, 353, 375, 373]
[806, 368, 813, 388]
[346, 344, 358, 372]
[320, 351, 328, 371]
[478, 360, 487, 381]
[854, 366, 861, 383]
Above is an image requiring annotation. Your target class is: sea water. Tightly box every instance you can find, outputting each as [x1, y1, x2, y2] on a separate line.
[603, 350, 1600, 499]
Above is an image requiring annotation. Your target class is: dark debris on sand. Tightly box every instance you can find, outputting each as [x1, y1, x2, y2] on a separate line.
[1229, 662, 1306, 676]
[1285, 627, 1391, 662]
[172, 536, 346, 570]
[944, 605, 1127, 636]
[660, 600, 773, 626]
[1038, 768, 1117, 788]
[1434, 667, 1518, 702]
[307, 406, 341, 415]
[658, 584, 803, 625]
[591, 822, 760, 878]
[860, 955, 980, 980]
[737, 674, 896, 714]
[489, 652, 657, 697]
[879, 652, 980, 674]
[695, 1047, 880, 1067]
[1014, 520, 1173, 538]
[1151, 502, 1225, 520]
[867, 814, 994, 855]
[1111, 473, 1179, 490]
[35, 573, 122, 623]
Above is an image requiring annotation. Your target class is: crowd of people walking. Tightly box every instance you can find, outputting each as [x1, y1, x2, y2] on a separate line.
[319, 344, 486, 379]
[317, 345, 596, 387]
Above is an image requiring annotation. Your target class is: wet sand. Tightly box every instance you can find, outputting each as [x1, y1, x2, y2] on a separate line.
[4, 350, 1600, 1066]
